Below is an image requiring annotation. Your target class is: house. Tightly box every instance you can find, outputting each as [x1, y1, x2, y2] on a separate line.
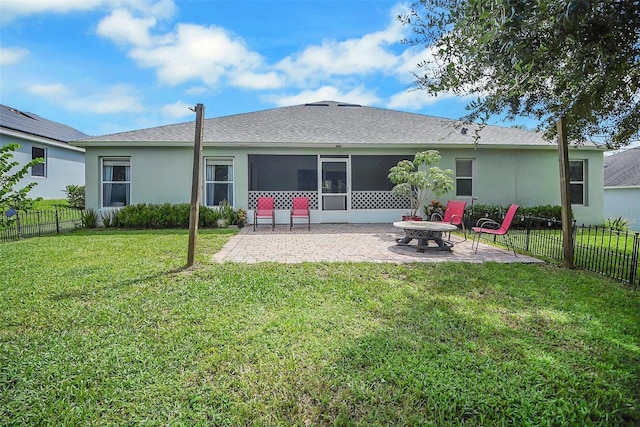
[604, 146, 640, 231]
[72, 101, 605, 225]
[1, 104, 86, 200]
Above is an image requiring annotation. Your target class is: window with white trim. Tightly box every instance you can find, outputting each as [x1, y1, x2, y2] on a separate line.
[102, 158, 130, 207]
[569, 160, 586, 205]
[31, 146, 46, 177]
[205, 158, 234, 206]
[455, 159, 474, 197]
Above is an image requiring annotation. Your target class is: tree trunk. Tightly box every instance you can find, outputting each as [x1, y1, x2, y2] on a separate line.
[556, 117, 575, 269]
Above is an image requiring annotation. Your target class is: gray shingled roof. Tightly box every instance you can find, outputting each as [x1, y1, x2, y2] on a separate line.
[1, 104, 89, 142]
[604, 146, 640, 187]
[74, 101, 556, 147]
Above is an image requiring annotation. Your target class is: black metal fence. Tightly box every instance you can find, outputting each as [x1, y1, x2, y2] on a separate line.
[465, 209, 640, 287]
[3, 205, 639, 286]
[1, 207, 83, 242]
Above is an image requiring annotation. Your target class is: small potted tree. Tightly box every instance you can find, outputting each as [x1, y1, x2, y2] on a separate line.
[388, 150, 455, 221]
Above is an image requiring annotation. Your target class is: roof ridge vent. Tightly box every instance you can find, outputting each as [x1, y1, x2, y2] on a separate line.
[305, 103, 329, 107]
[337, 103, 361, 107]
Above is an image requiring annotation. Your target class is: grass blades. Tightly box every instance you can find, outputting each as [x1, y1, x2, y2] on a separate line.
[1, 229, 639, 425]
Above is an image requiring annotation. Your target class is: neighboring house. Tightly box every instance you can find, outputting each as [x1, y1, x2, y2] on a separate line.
[604, 146, 640, 231]
[72, 101, 605, 225]
[1, 104, 86, 200]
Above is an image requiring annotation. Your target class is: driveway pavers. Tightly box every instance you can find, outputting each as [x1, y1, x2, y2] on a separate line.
[212, 223, 543, 264]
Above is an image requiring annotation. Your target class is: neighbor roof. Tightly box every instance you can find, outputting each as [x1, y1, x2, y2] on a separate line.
[604, 146, 640, 187]
[74, 101, 563, 148]
[1, 104, 89, 142]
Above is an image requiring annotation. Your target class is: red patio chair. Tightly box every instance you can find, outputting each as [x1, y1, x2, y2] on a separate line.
[430, 199, 467, 241]
[290, 197, 310, 231]
[471, 204, 520, 256]
[253, 197, 275, 231]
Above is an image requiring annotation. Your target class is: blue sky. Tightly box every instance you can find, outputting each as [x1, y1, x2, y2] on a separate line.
[1, 0, 535, 137]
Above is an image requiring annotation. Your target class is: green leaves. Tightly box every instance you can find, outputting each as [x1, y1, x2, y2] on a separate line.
[388, 150, 455, 216]
[1, 144, 44, 223]
[403, 0, 640, 147]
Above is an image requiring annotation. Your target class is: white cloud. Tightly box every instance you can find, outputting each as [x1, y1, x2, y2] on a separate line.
[0, 47, 30, 66]
[185, 86, 209, 96]
[267, 86, 381, 107]
[94, 1, 413, 96]
[0, 0, 107, 21]
[275, 11, 409, 85]
[87, 85, 145, 114]
[96, 9, 156, 47]
[27, 83, 70, 97]
[161, 100, 195, 118]
[1, 0, 175, 21]
[27, 83, 144, 114]
[128, 23, 271, 88]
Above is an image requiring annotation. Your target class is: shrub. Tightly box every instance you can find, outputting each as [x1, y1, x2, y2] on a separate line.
[81, 208, 97, 228]
[64, 185, 85, 210]
[101, 210, 122, 228]
[466, 204, 568, 229]
[605, 216, 629, 232]
[114, 203, 237, 229]
[101, 211, 112, 228]
[218, 200, 235, 225]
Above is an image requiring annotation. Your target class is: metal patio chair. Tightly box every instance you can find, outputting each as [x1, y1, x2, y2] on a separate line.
[290, 196, 310, 231]
[471, 204, 520, 256]
[253, 197, 275, 231]
[430, 199, 467, 241]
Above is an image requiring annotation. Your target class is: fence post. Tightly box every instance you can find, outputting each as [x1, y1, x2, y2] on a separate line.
[16, 211, 22, 239]
[630, 232, 639, 286]
[55, 205, 60, 234]
[37, 211, 42, 237]
[525, 215, 531, 251]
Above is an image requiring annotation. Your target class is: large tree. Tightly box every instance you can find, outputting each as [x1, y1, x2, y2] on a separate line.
[401, 0, 640, 266]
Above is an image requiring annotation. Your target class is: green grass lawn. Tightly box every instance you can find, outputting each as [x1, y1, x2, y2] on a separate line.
[1, 229, 639, 426]
[31, 199, 69, 210]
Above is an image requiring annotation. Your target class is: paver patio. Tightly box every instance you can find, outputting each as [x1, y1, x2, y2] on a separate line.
[212, 223, 543, 264]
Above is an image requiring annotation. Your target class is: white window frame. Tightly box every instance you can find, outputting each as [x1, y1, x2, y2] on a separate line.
[205, 157, 234, 207]
[455, 158, 474, 197]
[31, 146, 46, 177]
[569, 160, 586, 206]
[101, 158, 131, 208]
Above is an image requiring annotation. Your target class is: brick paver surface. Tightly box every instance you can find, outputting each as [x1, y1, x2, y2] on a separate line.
[212, 224, 543, 264]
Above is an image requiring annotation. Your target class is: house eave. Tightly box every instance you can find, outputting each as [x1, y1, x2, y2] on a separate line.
[69, 140, 569, 150]
[2, 127, 85, 153]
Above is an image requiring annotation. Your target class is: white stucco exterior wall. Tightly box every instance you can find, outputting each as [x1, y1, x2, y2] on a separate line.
[1, 133, 85, 200]
[436, 145, 604, 225]
[82, 144, 604, 225]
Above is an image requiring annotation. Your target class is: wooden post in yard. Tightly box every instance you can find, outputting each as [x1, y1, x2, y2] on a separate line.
[557, 116, 575, 269]
[187, 103, 205, 267]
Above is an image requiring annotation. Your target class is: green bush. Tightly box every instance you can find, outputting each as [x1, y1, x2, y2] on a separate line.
[101, 210, 122, 228]
[114, 203, 238, 229]
[605, 216, 629, 232]
[64, 185, 85, 210]
[467, 204, 568, 229]
[81, 208, 97, 228]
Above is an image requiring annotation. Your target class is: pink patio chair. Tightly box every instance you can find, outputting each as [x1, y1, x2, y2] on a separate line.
[253, 197, 275, 231]
[290, 197, 310, 231]
[430, 199, 467, 241]
[471, 204, 520, 256]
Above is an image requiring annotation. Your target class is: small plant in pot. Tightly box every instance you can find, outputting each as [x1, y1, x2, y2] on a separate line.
[388, 150, 455, 221]
[236, 209, 247, 228]
[216, 200, 233, 228]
